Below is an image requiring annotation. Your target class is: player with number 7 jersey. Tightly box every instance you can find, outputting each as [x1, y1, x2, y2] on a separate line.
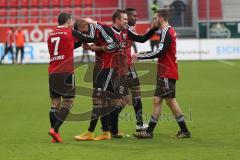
[47, 13, 98, 143]
[47, 22, 95, 74]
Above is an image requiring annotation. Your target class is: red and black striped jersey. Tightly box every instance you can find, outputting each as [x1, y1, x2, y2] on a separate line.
[138, 26, 178, 80]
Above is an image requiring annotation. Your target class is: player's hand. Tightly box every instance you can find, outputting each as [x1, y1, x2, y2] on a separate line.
[132, 53, 139, 61]
[80, 18, 97, 27]
[83, 43, 91, 50]
[151, 21, 159, 29]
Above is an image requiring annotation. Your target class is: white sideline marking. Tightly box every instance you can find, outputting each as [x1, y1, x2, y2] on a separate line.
[218, 60, 235, 66]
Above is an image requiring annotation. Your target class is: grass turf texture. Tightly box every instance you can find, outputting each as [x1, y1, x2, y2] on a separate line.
[0, 60, 239, 160]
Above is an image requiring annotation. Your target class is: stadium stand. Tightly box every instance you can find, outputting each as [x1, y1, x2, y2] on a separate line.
[0, 0, 150, 24]
[222, 0, 240, 20]
[198, 0, 223, 20]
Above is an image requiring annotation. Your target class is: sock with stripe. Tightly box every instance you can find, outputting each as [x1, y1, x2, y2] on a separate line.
[146, 114, 158, 133]
[175, 115, 189, 133]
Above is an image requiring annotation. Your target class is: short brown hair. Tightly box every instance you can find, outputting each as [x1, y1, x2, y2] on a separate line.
[74, 19, 88, 30]
[155, 8, 169, 21]
[112, 9, 127, 22]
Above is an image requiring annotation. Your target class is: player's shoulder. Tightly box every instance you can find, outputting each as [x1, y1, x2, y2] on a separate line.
[168, 26, 177, 38]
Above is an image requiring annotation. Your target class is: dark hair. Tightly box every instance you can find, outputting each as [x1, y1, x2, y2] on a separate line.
[155, 8, 169, 21]
[125, 8, 136, 15]
[153, 0, 158, 4]
[112, 9, 127, 22]
[58, 12, 71, 25]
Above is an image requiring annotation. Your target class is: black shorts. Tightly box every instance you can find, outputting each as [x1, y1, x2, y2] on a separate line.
[93, 68, 129, 99]
[49, 73, 75, 99]
[154, 77, 176, 98]
[126, 66, 140, 88]
[93, 66, 101, 88]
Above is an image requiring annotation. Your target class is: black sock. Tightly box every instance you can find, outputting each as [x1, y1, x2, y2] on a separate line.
[132, 97, 143, 126]
[146, 115, 158, 133]
[175, 115, 189, 133]
[110, 105, 123, 135]
[88, 105, 101, 132]
[49, 107, 58, 128]
[100, 114, 110, 132]
[53, 105, 71, 133]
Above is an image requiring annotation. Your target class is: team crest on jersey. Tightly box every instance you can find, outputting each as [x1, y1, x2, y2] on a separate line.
[122, 33, 127, 40]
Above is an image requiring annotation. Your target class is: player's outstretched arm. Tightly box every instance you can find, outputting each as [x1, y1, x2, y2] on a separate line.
[137, 27, 172, 60]
[72, 24, 96, 43]
[127, 26, 159, 43]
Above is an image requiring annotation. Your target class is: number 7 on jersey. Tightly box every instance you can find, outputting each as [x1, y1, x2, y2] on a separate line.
[51, 37, 60, 56]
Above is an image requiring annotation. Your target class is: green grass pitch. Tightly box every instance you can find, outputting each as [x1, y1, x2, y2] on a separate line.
[0, 60, 239, 160]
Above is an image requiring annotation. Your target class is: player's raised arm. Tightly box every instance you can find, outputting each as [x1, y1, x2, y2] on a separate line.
[138, 26, 172, 60]
[127, 25, 158, 43]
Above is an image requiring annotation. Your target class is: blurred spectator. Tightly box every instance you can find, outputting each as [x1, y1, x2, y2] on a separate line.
[170, 0, 186, 26]
[151, 0, 160, 15]
[15, 27, 26, 64]
[0, 27, 15, 64]
[148, 26, 161, 51]
[150, 32, 160, 51]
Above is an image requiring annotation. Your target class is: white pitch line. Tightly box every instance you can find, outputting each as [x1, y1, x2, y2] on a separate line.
[218, 60, 235, 66]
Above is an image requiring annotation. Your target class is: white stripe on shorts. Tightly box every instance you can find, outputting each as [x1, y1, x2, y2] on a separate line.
[103, 68, 113, 91]
[164, 78, 169, 89]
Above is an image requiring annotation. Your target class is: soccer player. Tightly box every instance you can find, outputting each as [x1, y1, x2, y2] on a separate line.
[124, 8, 148, 132]
[108, 9, 159, 137]
[132, 9, 191, 138]
[73, 18, 120, 141]
[47, 13, 96, 143]
[74, 10, 158, 140]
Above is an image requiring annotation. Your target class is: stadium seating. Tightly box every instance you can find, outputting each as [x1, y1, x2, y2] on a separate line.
[74, 0, 83, 6]
[52, 0, 61, 7]
[30, 8, 39, 17]
[0, 8, 7, 16]
[31, 0, 39, 7]
[0, 0, 7, 8]
[125, 0, 148, 20]
[63, 0, 72, 7]
[20, 0, 29, 8]
[29, 17, 39, 23]
[7, 18, 18, 24]
[8, 8, 18, 16]
[8, 0, 18, 8]
[40, 17, 49, 23]
[40, 0, 50, 7]
[95, 0, 117, 7]
[198, 0, 223, 20]
[0, 18, 6, 24]
[20, 8, 29, 17]
[0, 0, 150, 25]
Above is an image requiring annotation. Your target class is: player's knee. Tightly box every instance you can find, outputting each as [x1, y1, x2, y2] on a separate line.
[165, 98, 176, 107]
[153, 97, 161, 107]
[63, 98, 74, 107]
[51, 98, 61, 108]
